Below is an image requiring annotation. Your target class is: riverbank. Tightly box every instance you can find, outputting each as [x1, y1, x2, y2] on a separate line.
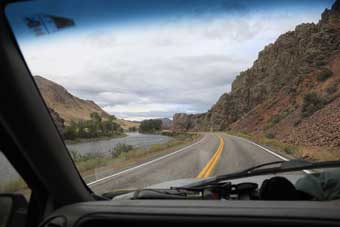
[65, 133, 127, 144]
[66, 132, 173, 155]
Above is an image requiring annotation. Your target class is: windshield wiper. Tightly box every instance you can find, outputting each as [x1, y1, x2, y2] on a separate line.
[181, 159, 340, 189]
[239, 160, 285, 173]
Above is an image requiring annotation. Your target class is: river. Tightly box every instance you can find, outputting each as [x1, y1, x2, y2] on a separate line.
[66, 132, 172, 154]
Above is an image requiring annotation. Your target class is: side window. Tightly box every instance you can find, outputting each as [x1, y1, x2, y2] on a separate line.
[0, 151, 30, 227]
[0, 152, 30, 196]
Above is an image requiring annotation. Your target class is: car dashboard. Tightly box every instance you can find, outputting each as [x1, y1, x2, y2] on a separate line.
[40, 199, 340, 227]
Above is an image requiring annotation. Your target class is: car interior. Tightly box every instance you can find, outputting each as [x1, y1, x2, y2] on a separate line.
[0, 0, 340, 226]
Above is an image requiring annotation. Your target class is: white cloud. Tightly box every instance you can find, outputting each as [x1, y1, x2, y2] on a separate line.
[20, 10, 322, 120]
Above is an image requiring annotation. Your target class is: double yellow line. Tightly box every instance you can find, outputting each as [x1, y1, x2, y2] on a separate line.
[196, 135, 224, 178]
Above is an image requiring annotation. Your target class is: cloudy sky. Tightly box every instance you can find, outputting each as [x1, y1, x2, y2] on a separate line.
[7, 0, 334, 120]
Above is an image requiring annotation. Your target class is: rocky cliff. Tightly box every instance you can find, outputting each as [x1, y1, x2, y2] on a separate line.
[173, 0, 340, 148]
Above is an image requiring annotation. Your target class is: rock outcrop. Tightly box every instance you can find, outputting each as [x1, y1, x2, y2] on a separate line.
[173, 0, 340, 148]
[159, 118, 173, 130]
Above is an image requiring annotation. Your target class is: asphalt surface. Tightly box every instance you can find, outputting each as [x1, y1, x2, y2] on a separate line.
[90, 133, 282, 194]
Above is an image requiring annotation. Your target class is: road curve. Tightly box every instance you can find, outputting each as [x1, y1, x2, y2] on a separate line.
[90, 133, 283, 194]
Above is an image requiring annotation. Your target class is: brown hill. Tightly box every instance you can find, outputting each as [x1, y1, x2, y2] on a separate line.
[34, 76, 110, 124]
[173, 0, 340, 150]
[35, 76, 140, 131]
[115, 118, 140, 131]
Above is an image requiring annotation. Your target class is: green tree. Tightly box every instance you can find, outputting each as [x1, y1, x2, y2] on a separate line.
[139, 119, 162, 133]
[90, 112, 102, 124]
[129, 127, 137, 132]
[63, 113, 123, 140]
[63, 120, 78, 140]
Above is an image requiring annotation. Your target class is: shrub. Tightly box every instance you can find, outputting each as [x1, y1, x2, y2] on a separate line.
[113, 143, 133, 156]
[266, 109, 291, 128]
[70, 150, 105, 162]
[82, 152, 105, 161]
[283, 146, 296, 154]
[270, 115, 281, 124]
[162, 131, 184, 137]
[265, 133, 275, 139]
[326, 84, 337, 95]
[301, 92, 325, 118]
[69, 150, 82, 162]
[317, 68, 332, 82]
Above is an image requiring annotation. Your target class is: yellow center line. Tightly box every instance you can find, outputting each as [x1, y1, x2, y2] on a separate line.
[196, 135, 224, 178]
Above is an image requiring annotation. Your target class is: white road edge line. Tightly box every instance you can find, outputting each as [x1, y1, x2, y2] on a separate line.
[230, 135, 312, 174]
[87, 134, 208, 186]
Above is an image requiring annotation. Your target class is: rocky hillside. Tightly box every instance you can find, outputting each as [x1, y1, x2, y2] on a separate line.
[35, 76, 110, 124]
[173, 0, 340, 149]
[160, 118, 173, 129]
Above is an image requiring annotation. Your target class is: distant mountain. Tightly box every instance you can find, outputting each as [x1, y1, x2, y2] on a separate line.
[115, 118, 140, 131]
[34, 76, 110, 124]
[173, 0, 340, 149]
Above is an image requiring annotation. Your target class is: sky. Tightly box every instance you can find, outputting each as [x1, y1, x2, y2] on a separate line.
[6, 0, 335, 121]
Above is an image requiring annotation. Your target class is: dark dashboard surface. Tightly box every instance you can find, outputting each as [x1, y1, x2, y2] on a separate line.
[40, 200, 340, 227]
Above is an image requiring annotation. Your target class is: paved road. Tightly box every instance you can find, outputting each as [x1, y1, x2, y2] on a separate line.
[90, 133, 283, 194]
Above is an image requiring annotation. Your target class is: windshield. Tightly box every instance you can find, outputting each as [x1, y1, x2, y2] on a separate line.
[4, 0, 340, 196]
